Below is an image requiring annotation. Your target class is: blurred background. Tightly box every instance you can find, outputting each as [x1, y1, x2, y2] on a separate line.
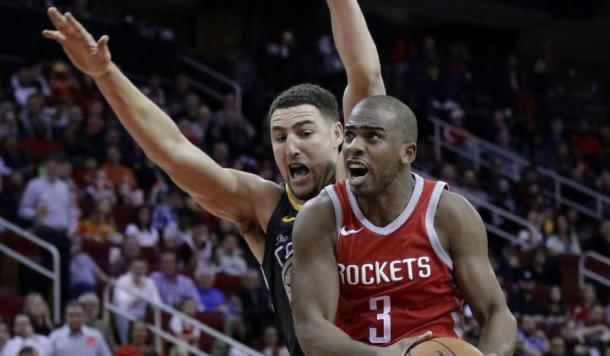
[0, 0, 609, 355]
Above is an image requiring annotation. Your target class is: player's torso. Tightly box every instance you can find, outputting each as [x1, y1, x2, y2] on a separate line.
[326, 174, 463, 346]
[261, 185, 303, 355]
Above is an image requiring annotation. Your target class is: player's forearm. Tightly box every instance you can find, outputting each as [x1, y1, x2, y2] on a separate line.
[477, 308, 517, 356]
[93, 63, 186, 168]
[327, 0, 383, 87]
[296, 319, 385, 356]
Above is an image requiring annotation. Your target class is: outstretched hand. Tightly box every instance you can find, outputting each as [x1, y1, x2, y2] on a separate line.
[42, 7, 112, 78]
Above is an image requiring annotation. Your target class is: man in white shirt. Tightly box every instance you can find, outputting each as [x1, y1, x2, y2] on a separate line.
[1, 314, 49, 356]
[48, 302, 111, 356]
[19, 156, 78, 307]
[113, 258, 161, 344]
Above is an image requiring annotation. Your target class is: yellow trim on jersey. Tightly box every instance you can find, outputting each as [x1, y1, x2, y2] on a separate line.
[285, 184, 302, 211]
[282, 216, 296, 223]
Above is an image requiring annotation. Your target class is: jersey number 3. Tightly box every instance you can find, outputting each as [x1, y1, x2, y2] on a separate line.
[369, 295, 391, 343]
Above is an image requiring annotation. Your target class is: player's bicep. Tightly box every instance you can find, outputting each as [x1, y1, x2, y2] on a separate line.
[162, 139, 266, 220]
[292, 196, 340, 324]
[440, 193, 506, 323]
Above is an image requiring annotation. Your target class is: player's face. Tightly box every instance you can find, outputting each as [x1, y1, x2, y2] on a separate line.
[270, 104, 342, 201]
[343, 107, 413, 197]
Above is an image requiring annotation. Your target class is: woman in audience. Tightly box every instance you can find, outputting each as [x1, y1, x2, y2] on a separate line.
[125, 206, 159, 248]
[79, 196, 123, 244]
[113, 321, 156, 356]
[22, 294, 53, 336]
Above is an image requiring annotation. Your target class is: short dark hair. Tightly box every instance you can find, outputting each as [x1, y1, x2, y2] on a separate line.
[18, 346, 37, 356]
[268, 84, 339, 123]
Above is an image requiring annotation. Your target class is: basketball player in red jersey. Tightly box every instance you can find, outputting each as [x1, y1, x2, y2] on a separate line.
[292, 96, 517, 355]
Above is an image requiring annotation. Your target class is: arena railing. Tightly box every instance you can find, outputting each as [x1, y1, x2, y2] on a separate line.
[414, 170, 541, 249]
[179, 55, 243, 117]
[103, 280, 264, 356]
[579, 251, 610, 289]
[0, 216, 61, 324]
[429, 116, 610, 220]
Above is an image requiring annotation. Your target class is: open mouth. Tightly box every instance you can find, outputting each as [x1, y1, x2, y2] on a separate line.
[347, 160, 369, 185]
[288, 162, 311, 184]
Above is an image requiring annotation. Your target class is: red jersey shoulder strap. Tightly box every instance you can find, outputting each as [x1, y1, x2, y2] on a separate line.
[325, 181, 348, 237]
[423, 180, 452, 269]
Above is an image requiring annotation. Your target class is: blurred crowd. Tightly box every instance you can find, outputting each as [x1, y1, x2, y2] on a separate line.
[0, 1, 609, 356]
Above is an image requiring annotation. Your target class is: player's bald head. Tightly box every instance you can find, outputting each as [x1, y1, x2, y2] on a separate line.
[349, 95, 418, 143]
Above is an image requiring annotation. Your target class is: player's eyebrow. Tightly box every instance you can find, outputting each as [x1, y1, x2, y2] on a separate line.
[345, 124, 385, 132]
[272, 120, 316, 131]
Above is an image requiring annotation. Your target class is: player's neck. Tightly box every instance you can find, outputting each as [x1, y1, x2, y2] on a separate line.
[357, 171, 415, 227]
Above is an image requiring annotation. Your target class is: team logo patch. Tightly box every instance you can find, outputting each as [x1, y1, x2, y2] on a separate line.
[282, 257, 293, 305]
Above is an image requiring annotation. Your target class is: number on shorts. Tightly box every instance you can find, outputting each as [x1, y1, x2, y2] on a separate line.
[369, 295, 391, 343]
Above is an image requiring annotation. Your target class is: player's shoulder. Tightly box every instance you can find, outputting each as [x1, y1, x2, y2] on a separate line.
[294, 190, 336, 235]
[435, 189, 481, 232]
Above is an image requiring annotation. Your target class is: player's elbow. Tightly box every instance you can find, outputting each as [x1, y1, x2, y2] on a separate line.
[347, 66, 384, 91]
[294, 318, 324, 355]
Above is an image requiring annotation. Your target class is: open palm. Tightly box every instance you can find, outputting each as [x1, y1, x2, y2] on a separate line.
[42, 7, 111, 77]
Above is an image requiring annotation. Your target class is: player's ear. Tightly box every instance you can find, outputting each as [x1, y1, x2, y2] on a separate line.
[401, 142, 417, 165]
[331, 121, 343, 150]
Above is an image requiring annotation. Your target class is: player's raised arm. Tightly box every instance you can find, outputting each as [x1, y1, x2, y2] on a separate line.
[292, 192, 429, 356]
[327, 0, 385, 119]
[42, 8, 277, 232]
[436, 191, 517, 356]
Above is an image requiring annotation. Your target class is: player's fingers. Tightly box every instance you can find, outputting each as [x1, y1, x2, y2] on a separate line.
[47, 7, 71, 35]
[97, 35, 110, 52]
[65, 12, 90, 40]
[42, 29, 67, 43]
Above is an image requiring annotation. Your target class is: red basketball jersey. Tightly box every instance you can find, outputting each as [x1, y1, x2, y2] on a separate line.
[325, 173, 463, 346]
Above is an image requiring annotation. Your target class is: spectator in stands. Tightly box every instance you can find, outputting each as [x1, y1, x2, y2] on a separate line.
[69, 235, 109, 299]
[162, 208, 194, 262]
[141, 74, 166, 108]
[113, 322, 155, 356]
[109, 236, 141, 277]
[102, 146, 137, 189]
[151, 189, 182, 230]
[78, 196, 122, 244]
[547, 336, 566, 356]
[190, 223, 214, 271]
[195, 268, 228, 314]
[48, 302, 111, 356]
[150, 251, 202, 310]
[18, 93, 54, 141]
[546, 214, 581, 256]
[169, 296, 200, 347]
[216, 233, 247, 277]
[530, 248, 559, 285]
[114, 259, 161, 344]
[573, 284, 600, 323]
[542, 286, 568, 327]
[78, 293, 116, 351]
[2, 314, 49, 356]
[262, 325, 289, 356]
[19, 155, 77, 308]
[517, 314, 549, 355]
[23, 294, 53, 336]
[575, 304, 610, 346]
[0, 319, 11, 354]
[16, 347, 37, 356]
[509, 270, 544, 317]
[238, 269, 271, 338]
[125, 206, 158, 248]
[10, 64, 50, 107]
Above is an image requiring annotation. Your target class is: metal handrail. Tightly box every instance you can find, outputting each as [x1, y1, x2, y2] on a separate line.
[0, 216, 61, 324]
[579, 251, 610, 289]
[103, 278, 264, 356]
[179, 55, 243, 117]
[429, 116, 610, 219]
